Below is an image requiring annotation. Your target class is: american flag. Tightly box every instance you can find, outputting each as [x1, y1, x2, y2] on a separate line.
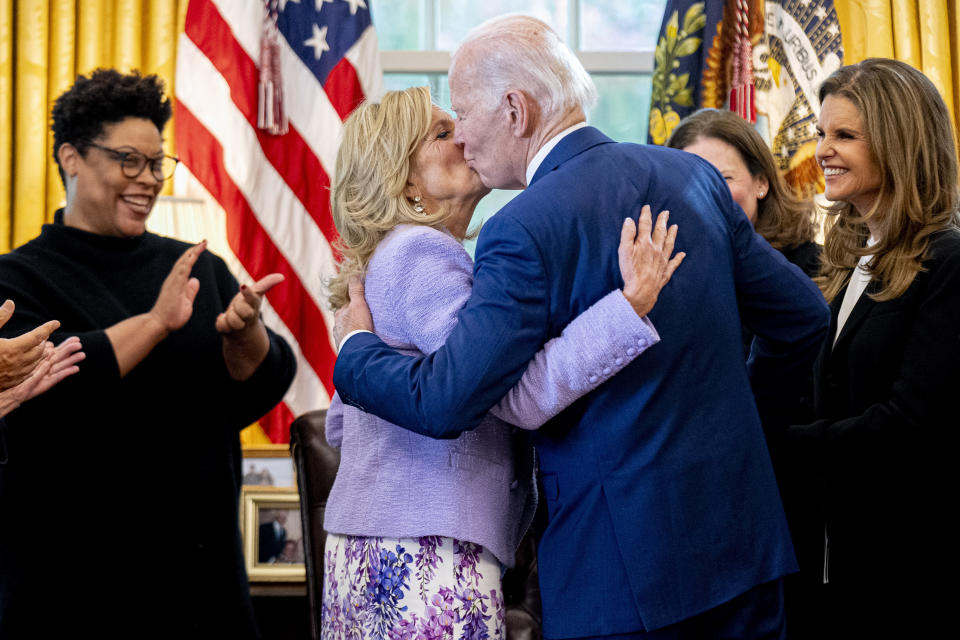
[173, 0, 383, 441]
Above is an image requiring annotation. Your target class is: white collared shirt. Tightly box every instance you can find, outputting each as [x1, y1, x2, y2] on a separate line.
[834, 236, 877, 344]
[525, 121, 588, 186]
[337, 329, 370, 353]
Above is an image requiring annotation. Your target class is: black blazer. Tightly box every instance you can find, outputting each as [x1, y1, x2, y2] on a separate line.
[782, 228, 960, 626]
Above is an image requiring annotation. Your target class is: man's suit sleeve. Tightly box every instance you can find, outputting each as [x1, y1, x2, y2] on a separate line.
[334, 215, 550, 438]
[726, 204, 830, 406]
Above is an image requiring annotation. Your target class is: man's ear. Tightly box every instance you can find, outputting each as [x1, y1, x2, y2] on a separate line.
[504, 90, 537, 138]
[57, 143, 81, 177]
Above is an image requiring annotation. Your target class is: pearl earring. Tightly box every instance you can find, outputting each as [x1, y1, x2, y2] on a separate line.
[413, 195, 425, 215]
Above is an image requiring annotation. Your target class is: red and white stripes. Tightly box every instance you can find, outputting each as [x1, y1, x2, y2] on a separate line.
[174, 0, 383, 441]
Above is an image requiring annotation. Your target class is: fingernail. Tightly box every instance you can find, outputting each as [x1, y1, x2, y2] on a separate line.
[240, 284, 247, 291]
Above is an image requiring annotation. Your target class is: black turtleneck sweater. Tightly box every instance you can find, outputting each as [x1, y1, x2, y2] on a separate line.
[0, 213, 295, 639]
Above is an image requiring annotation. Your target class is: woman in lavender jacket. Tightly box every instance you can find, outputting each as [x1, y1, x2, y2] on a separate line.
[320, 87, 684, 638]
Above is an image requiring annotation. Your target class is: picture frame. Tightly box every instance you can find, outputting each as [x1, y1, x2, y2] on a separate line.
[241, 487, 306, 582]
[241, 444, 296, 488]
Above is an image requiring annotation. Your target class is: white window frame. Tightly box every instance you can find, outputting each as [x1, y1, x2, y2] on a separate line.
[378, 0, 656, 75]
[380, 50, 654, 74]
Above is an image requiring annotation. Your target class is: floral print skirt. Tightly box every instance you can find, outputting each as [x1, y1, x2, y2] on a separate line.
[321, 533, 505, 640]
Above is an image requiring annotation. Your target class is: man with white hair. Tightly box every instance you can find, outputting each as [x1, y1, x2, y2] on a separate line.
[333, 14, 828, 639]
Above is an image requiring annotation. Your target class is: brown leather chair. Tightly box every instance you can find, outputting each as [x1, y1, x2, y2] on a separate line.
[290, 408, 542, 639]
[289, 409, 339, 640]
[502, 522, 544, 640]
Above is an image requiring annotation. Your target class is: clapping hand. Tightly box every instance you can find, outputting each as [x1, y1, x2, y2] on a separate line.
[216, 274, 285, 337]
[0, 299, 60, 391]
[216, 273, 284, 382]
[0, 336, 84, 418]
[149, 241, 206, 334]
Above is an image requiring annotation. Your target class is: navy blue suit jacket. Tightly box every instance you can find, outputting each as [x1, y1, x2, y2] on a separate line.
[335, 127, 829, 636]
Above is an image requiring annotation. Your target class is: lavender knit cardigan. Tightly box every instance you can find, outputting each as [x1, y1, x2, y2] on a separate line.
[324, 224, 659, 566]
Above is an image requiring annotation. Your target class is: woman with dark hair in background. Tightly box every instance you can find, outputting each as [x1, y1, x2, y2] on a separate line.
[784, 58, 960, 638]
[668, 108, 820, 277]
[668, 108, 823, 439]
[0, 69, 295, 639]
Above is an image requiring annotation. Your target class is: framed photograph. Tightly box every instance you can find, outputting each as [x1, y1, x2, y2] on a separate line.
[241, 444, 296, 488]
[241, 487, 306, 582]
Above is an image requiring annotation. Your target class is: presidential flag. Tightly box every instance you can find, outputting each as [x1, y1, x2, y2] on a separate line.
[754, 0, 842, 195]
[173, 0, 383, 442]
[649, 0, 842, 196]
[647, 1, 724, 145]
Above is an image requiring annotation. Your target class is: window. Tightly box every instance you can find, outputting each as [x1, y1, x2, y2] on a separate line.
[373, 0, 666, 247]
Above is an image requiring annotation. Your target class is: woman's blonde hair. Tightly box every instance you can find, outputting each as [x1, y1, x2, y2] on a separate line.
[817, 58, 960, 302]
[327, 86, 455, 310]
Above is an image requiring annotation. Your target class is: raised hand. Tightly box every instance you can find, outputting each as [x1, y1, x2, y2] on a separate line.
[217, 273, 284, 382]
[106, 241, 205, 378]
[0, 299, 61, 391]
[619, 205, 686, 317]
[149, 241, 206, 333]
[216, 273, 285, 336]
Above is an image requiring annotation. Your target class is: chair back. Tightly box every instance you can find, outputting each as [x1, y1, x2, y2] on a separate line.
[289, 409, 340, 640]
[503, 500, 545, 640]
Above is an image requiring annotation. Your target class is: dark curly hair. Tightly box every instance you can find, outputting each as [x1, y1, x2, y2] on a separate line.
[51, 68, 172, 184]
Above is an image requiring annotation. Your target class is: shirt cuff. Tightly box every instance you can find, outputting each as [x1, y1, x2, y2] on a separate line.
[338, 329, 374, 354]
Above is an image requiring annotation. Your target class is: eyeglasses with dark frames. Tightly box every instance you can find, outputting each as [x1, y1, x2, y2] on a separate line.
[86, 142, 179, 182]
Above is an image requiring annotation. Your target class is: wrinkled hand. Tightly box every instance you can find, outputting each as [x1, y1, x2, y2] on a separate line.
[619, 205, 686, 317]
[333, 276, 374, 350]
[0, 299, 60, 391]
[216, 273, 284, 336]
[22, 337, 84, 400]
[0, 337, 84, 418]
[150, 241, 205, 333]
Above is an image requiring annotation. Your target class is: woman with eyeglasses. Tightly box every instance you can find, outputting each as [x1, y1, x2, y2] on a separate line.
[0, 69, 295, 639]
